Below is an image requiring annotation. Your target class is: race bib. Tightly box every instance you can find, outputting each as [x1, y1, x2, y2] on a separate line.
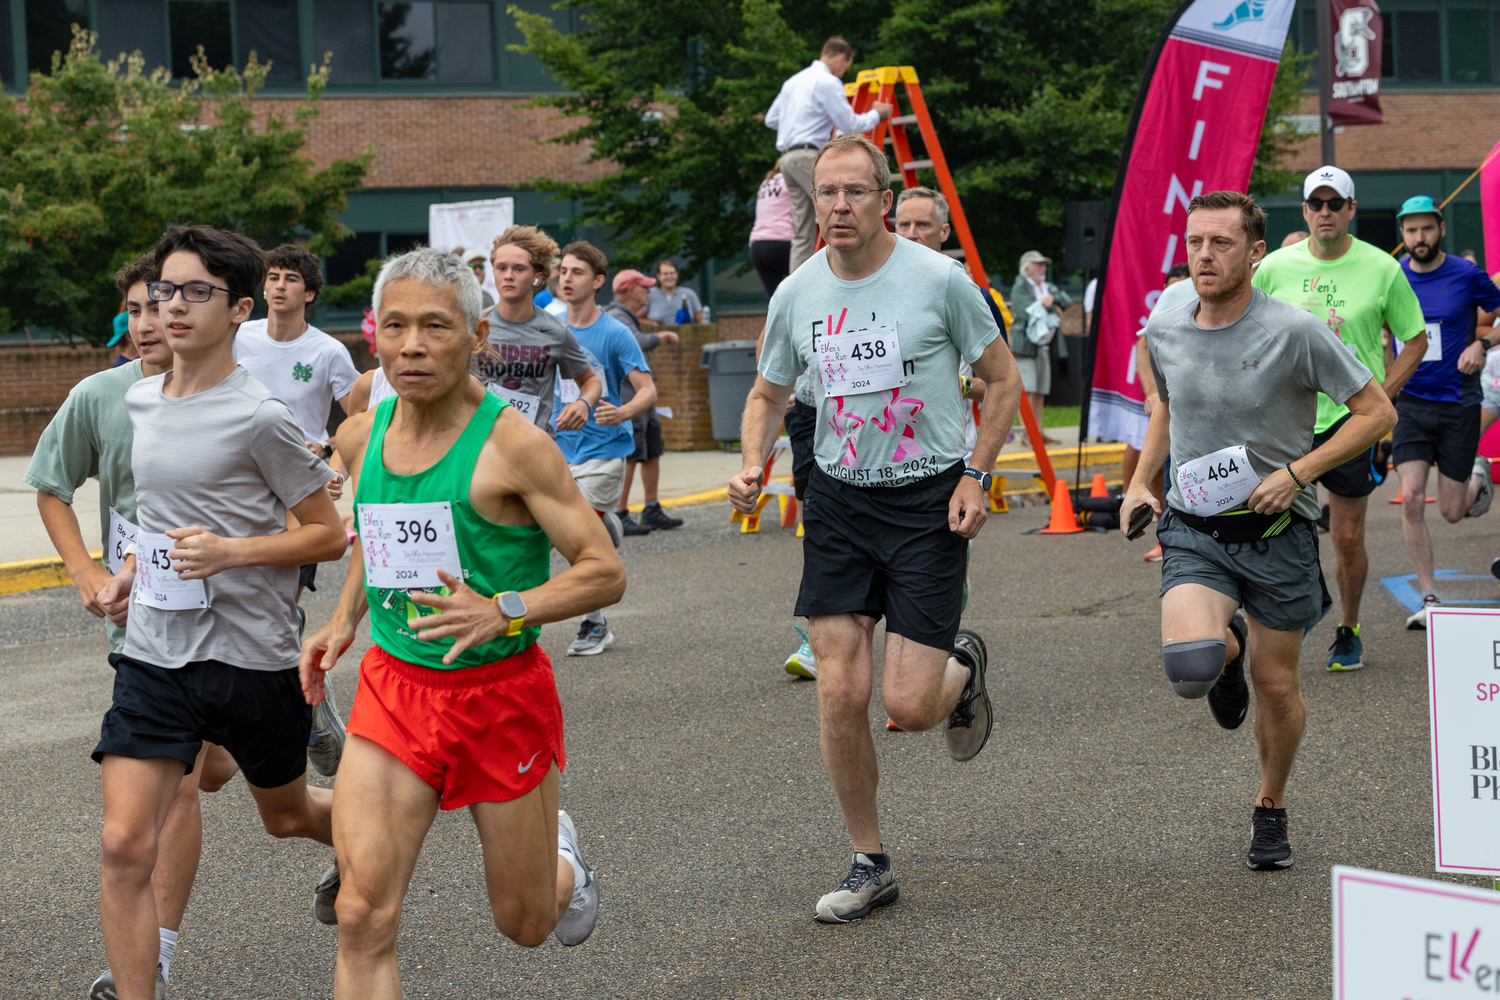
[106, 507, 138, 575]
[357, 501, 463, 590]
[1421, 321, 1443, 362]
[558, 378, 582, 406]
[133, 531, 209, 610]
[819, 324, 905, 398]
[1176, 445, 1260, 516]
[489, 386, 543, 424]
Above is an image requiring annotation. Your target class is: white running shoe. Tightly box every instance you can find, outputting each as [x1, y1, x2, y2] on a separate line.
[90, 965, 167, 999]
[784, 626, 816, 679]
[554, 810, 598, 946]
[1469, 457, 1493, 518]
[568, 619, 614, 656]
[1406, 592, 1442, 630]
[814, 853, 898, 923]
[307, 686, 346, 777]
[314, 860, 341, 925]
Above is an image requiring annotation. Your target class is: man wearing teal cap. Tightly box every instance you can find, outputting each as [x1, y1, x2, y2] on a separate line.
[1393, 195, 1500, 628]
[1253, 165, 1428, 672]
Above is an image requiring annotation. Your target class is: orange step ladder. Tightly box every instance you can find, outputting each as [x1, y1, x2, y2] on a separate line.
[840, 66, 1058, 496]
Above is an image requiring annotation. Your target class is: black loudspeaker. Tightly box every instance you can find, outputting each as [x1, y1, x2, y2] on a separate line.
[1064, 201, 1104, 271]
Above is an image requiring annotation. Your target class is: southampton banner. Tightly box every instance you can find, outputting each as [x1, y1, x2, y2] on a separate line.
[1084, 0, 1295, 450]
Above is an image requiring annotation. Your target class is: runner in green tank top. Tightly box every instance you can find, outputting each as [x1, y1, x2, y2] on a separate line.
[300, 249, 625, 998]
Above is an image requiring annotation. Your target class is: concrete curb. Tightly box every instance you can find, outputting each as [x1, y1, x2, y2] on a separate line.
[0, 552, 98, 597]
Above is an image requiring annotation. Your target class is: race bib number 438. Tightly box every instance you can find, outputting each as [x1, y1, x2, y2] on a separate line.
[820, 324, 905, 398]
[358, 501, 463, 590]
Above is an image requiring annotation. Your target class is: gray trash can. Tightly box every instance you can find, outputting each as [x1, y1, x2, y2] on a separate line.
[699, 340, 759, 443]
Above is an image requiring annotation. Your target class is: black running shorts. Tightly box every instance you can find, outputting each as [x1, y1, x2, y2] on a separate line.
[630, 410, 665, 463]
[298, 562, 318, 592]
[1392, 394, 1481, 484]
[784, 400, 817, 501]
[796, 463, 967, 651]
[94, 654, 312, 789]
[1312, 413, 1386, 498]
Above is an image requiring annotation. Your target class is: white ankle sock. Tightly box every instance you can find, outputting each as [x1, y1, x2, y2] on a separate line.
[582, 610, 605, 626]
[158, 928, 179, 982]
[559, 848, 585, 895]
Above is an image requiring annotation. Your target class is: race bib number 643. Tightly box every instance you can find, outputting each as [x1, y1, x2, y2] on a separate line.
[358, 501, 463, 589]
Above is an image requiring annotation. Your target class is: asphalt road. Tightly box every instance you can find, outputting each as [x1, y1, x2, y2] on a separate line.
[3, 483, 1498, 999]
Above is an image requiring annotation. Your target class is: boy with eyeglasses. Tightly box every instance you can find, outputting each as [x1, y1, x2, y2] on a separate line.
[1252, 166, 1427, 672]
[89, 226, 347, 1000]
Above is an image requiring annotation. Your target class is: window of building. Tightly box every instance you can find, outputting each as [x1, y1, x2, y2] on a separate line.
[1448, 9, 1492, 82]
[1396, 10, 1442, 82]
[98, 1, 169, 73]
[316, 0, 376, 83]
[0, 0, 15, 88]
[26, 0, 87, 74]
[1296, 0, 1500, 87]
[169, 1, 232, 77]
[237, 0, 302, 83]
[378, 2, 435, 79]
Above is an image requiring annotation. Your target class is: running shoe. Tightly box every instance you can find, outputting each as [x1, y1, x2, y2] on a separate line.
[1469, 457, 1494, 518]
[1246, 800, 1293, 870]
[1207, 611, 1250, 730]
[618, 511, 651, 536]
[784, 626, 816, 679]
[1143, 543, 1163, 562]
[314, 861, 340, 925]
[90, 965, 167, 999]
[641, 503, 684, 531]
[554, 810, 598, 946]
[601, 511, 623, 549]
[568, 619, 614, 656]
[1406, 593, 1442, 630]
[814, 852, 898, 923]
[1327, 625, 1364, 672]
[945, 629, 992, 762]
[307, 685, 346, 777]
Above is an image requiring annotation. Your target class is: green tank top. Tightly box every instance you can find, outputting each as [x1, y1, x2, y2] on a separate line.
[355, 393, 550, 670]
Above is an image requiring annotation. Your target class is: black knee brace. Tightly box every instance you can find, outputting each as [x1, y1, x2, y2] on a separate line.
[1162, 639, 1226, 699]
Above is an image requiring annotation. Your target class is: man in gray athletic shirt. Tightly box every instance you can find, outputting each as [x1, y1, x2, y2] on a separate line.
[90, 226, 348, 999]
[475, 225, 602, 432]
[1121, 191, 1394, 873]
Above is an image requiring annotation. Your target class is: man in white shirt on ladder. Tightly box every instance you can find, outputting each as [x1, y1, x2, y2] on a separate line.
[764, 36, 893, 274]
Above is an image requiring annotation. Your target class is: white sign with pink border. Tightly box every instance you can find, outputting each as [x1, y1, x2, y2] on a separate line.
[1429, 608, 1500, 875]
[1333, 866, 1500, 997]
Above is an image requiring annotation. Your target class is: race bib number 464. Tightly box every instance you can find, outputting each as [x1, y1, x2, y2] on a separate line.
[820, 324, 905, 398]
[358, 501, 463, 590]
[1176, 445, 1260, 515]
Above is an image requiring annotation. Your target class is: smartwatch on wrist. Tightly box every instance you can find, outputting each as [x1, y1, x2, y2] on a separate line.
[496, 591, 527, 637]
[961, 467, 993, 491]
[320, 441, 334, 460]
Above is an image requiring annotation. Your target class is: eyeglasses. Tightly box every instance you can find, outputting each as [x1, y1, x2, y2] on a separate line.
[813, 186, 880, 205]
[1305, 196, 1349, 213]
[147, 280, 233, 303]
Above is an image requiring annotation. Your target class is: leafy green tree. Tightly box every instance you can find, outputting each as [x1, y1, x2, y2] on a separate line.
[0, 27, 370, 343]
[512, 0, 1308, 282]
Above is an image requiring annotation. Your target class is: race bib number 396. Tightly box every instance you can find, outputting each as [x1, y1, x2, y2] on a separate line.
[358, 501, 463, 590]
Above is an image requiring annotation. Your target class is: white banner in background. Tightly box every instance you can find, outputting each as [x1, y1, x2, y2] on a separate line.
[429, 198, 515, 301]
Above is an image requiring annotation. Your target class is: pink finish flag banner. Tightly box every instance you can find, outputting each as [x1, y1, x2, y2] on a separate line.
[1085, 0, 1295, 448]
[1483, 137, 1500, 276]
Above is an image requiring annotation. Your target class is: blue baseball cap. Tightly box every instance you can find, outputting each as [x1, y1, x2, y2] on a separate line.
[107, 311, 129, 347]
[1397, 195, 1443, 222]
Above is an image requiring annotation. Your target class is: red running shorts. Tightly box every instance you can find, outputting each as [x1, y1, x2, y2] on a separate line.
[348, 643, 566, 810]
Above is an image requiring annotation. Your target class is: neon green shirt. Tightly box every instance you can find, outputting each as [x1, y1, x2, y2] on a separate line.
[1252, 236, 1424, 432]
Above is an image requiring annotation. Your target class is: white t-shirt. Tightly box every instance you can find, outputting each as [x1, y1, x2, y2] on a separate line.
[232, 320, 360, 442]
[1083, 278, 1097, 314]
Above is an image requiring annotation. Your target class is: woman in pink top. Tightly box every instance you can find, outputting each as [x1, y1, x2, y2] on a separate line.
[749, 160, 794, 297]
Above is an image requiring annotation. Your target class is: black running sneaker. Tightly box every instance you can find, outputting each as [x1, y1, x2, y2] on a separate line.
[618, 511, 651, 536]
[1207, 612, 1250, 730]
[1246, 800, 1293, 870]
[641, 503, 684, 530]
[945, 629, 992, 761]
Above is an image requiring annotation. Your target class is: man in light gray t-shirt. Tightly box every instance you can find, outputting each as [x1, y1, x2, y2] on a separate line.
[472, 305, 595, 434]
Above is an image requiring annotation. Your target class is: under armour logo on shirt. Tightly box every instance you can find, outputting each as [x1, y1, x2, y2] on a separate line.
[1242, 359, 1260, 370]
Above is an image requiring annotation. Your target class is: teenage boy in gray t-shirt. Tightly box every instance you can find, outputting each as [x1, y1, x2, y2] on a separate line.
[1121, 191, 1395, 874]
[89, 226, 348, 1000]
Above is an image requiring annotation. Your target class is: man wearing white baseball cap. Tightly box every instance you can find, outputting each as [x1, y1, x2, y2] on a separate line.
[1253, 166, 1428, 672]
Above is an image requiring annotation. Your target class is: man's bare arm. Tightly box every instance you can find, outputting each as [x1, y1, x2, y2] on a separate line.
[37, 491, 113, 618]
[730, 376, 796, 513]
[1120, 399, 1172, 536]
[1383, 330, 1428, 398]
[966, 337, 1022, 474]
[1245, 379, 1396, 514]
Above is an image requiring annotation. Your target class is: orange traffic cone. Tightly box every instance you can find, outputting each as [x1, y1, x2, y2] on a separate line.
[1040, 479, 1084, 534]
[1090, 474, 1108, 498]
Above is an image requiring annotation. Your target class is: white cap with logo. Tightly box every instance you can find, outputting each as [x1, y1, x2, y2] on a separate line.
[1303, 165, 1355, 201]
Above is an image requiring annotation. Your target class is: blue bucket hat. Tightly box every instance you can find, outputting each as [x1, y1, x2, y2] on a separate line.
[1396, 195, 1443, 222]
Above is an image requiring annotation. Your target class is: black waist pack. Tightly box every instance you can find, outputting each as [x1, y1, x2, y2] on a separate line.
[1170, 507, 1309, 543]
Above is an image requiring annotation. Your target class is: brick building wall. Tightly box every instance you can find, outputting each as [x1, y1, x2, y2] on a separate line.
[1289, 92, 1500, 171]
[0, 344, 118, 455]
[646, 324, 719, 451]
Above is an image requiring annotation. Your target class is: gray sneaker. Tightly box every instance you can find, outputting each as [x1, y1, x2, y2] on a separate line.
[90, 965, 167, 999]
[1406, 592, 1442, 630]
[945, 629, 992, 762]
[567, 619, 614, 656]
[602, 511, 624, 548]
[314, 861, 340, 925]
[814, 853, 898, 923]
[307, 686, 346, 777]
[553, 810, 598, 945]
[1469, 457, 1493, 518]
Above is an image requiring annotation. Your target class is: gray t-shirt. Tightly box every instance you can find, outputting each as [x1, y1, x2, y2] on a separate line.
[472, 305, 592, 435]
[646, 286, 702, 324]
[1147, 288, 1373, 521]
[23, 360, 144, 651]
[759, 238, 1001, 487]
[123, 367, 333, 671]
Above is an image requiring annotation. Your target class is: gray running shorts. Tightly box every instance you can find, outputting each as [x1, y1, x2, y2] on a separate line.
[1157, 509, 1330, 634]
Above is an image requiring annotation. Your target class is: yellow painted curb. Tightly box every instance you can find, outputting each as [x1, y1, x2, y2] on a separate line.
[0, 551, 101, 596]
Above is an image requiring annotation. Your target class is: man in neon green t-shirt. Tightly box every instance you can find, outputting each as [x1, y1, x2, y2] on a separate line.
[1252, 166, 1427, 673]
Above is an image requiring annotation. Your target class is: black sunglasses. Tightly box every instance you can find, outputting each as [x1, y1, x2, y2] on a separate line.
[1305, 196, 1349, 213]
